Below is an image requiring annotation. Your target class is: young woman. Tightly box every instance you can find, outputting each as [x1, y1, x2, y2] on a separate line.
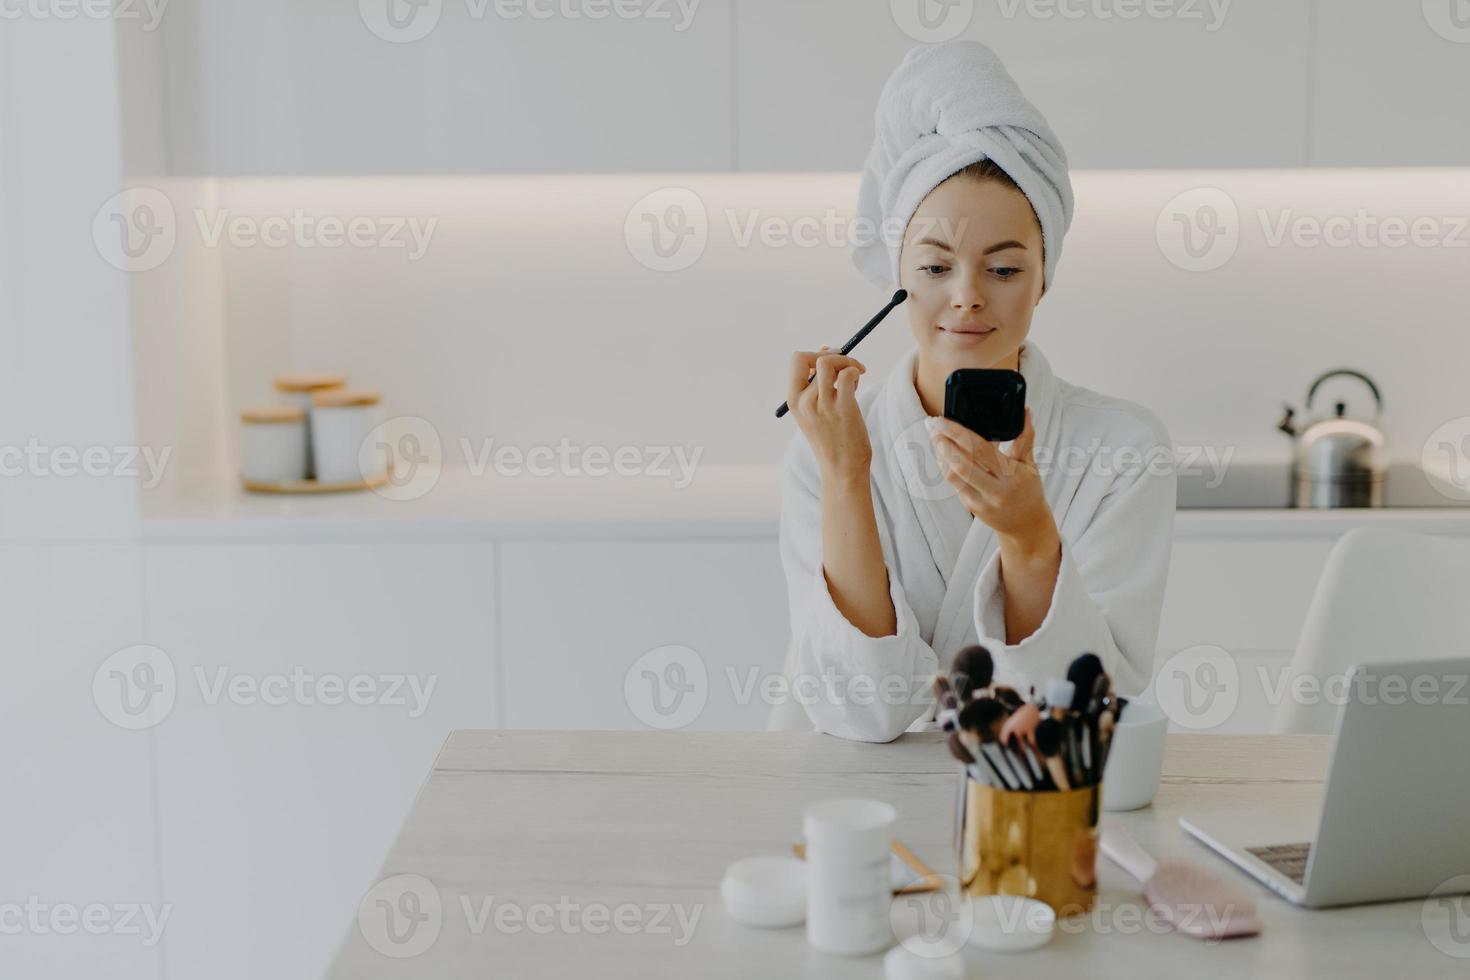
[779, 42, 1176, 742]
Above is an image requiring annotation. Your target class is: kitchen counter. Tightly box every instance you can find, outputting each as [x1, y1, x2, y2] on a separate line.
[142, 464, 1470, 541]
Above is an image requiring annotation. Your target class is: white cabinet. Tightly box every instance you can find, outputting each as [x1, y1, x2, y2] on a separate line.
[133, 0, 1469, 175]
[1310, 2, 1470, 166]
[735, 0, 1314, 171]
[498, 538, 789, 730]
[143, 541, 498, 980]
[0, 546, 160, 980]
[157, 0, 735, 175]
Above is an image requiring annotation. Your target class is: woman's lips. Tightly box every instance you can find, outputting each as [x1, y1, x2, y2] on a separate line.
[938, 324, 997, 343]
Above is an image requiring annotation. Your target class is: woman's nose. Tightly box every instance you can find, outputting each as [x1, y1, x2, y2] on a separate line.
[951, 282, 987, 310]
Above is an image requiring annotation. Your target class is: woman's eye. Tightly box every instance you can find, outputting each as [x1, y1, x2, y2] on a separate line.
[992, 267, 1021, 279]
[919, 265, 949, 276]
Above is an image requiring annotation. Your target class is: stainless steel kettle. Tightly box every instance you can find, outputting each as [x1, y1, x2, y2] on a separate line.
[1277, 369, 1386, 508]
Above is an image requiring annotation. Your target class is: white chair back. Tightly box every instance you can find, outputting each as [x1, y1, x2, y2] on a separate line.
[1274, 527, 1470, 734]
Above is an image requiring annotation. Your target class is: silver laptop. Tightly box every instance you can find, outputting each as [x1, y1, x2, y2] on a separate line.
[1180, 657, 1470, 908]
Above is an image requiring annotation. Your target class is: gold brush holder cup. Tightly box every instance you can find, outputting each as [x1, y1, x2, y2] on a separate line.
[959, 779, 1100, 917]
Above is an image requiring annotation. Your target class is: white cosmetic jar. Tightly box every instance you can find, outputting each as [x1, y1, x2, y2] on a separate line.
[310, 388, 386, 485]
[803, 797, 896, 956]
[239, 406, 309, 484]
[273, 373, 346, 478]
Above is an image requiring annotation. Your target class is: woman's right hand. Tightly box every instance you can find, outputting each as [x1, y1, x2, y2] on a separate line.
[787, 347, 872, 483]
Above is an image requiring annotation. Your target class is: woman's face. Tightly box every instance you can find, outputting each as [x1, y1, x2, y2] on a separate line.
[899, 176, 1046, 375]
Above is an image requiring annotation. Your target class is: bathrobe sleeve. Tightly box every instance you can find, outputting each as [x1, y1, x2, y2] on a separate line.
[971, 426, 1177, 699]
[779, 438, 939, 743]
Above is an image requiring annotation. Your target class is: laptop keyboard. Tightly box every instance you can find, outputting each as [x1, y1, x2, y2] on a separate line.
[1246, 842, 1312, 884]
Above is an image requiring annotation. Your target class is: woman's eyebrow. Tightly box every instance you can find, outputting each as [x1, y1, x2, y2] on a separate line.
[914, 236, 954, 252]
[913, 237, 1028, 255]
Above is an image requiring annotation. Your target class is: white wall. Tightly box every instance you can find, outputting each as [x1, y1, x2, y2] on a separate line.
[131, 169, 1470, 482]
[0, 13, 160, 980]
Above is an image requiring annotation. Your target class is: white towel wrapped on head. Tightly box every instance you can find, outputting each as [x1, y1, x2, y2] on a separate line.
[853, 41, 1075, 291]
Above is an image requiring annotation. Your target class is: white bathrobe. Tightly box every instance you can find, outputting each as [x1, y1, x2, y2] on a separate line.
[779, 340, 1176, 743]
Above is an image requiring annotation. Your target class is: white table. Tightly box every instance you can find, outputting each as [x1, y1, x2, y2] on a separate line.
[326, 732, 1465, 978]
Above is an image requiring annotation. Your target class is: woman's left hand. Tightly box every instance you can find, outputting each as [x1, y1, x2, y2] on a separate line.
[927, 407, 1054, 541]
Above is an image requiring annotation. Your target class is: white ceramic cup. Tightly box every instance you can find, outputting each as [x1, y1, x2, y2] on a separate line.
[1101, 700, 1169, 811]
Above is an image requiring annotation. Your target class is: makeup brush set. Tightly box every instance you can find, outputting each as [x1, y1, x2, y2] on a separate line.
[934, 645, 1125, 792]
